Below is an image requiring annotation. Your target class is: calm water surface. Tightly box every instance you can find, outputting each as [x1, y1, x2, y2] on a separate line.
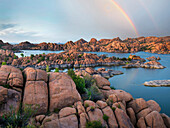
[15, 50, 170, 115]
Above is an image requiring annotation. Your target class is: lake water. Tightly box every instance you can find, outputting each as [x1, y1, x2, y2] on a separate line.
[15, 50, 170, 116]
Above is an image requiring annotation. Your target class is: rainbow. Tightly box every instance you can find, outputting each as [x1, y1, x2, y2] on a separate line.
[110, 0, 139, 36]
[137, 0, 158, 30]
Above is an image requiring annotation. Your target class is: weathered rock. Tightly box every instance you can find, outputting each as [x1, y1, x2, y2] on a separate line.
[59, 115, 78, 128]
[85, 67, 96, 75]
[87, 108, 107, 127]
[147, 100, 161, 112]
[74, 101, 86, 115]
[93, 74, 110, 88]
[0, 86, 21, 115]
[35, 115, 46, 123]
[0, 65, 23, 91]
[145, 111, 166, 128]
[42, 114, 60, 128]
[102, 106, 118, 128]
[23, 81, 48, 114]
[59, 107, 76, 118]
[96, 100, 107, 109]
[136, 108, 152, 119]
[49, 73, 81, 112]
[127, 98, 147, 113]
[127, 108, 136, 125]
[161, 113, 170, 128]
[79, 113, 89, 128]
[115, 108, 134, 128]
[137, 117, 146, 128]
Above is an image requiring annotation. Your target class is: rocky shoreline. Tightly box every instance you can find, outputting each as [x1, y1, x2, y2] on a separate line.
[1, 36, 170, 54]
[0, 65, 169, 128]
[0, 49, 166, 71]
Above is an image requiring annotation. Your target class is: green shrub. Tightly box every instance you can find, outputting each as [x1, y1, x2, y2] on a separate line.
[84, 75, 96, 88]
[68, 69, 85, 94]
[111, 107, 116, 112]
[4, 57, 8, 62]
[37, 59, 41, 63]
[103, 114, 109, 122]
[90, 106, 95, 111]
[127, 57, 132, 61]
[55, 68, 59, 72]
[86, 120, 104, 128]
[27, 60, 30, 63]
[2, 62, 7, 65]
[2, 84, 10, 89]
[46, 65, 50, 72]
[0, 104, 38, 128]
[121, 57, 127, 61]
[110, 86, 115, 90]
[53, 108, 60, 113]
[40, 56, 45, 61]
[118, 104, 121, 109]
[67, 58, 71, 62]
[85, 86, 103, 102]
[84, 103, 89, 108]
[30, 54, 34, 60]
[14, 55, 17, 59]
[43, 53, 45, 55]
[20, 53, 24, 57]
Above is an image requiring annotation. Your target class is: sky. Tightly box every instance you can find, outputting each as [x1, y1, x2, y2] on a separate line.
[0, 0, 170, 43]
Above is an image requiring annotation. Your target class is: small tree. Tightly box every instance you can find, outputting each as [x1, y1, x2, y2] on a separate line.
[46, 65, 50, 72]
[2, 62, 7, 65]
[20, 53, 24, 57]
[55, 68, 59, 72]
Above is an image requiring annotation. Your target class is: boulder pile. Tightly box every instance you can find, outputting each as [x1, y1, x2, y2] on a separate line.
[0, 65, 169, 128]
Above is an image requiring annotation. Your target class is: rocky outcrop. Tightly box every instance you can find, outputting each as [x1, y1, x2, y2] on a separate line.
[144, 80, 170, 87]
[146, 56, 161, 61]
[49, 72, 81, 112]
[1, 36, 170, 54]
[0, 86, 21, 115]
[0, 66, 169, 128]
[23, 67, 48, 114]
[0, 65, 23, 92]
[141, 61, 165, 69]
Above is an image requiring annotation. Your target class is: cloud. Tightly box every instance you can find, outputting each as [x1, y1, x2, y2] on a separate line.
[0, 24, 17, 30]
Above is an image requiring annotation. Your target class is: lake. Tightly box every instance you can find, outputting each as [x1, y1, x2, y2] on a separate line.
[15, 50, 170, 116]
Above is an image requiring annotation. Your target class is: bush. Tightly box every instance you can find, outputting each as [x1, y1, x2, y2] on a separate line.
[37, 59, 41, 63]
[4, 57, 8, 62]
[85, 86, 103, 102]
[90, 106, 95, 111]
[27, 60, 30, 63]
[0, 104, 38, 128]
[110, 86, 115, 90]
[14, 55, 17, 59]
[68, 69, 85, 94]
[54, 68, 59, 72]
[103, 114, 109, 122]
[86, 120, 104, 128]
[2, 62, 7, 65]
[84, 75, 96, 88]
[20, 53, 24, 57]
[46, 65, 50, 72]
[111, 107, 116, 112]
[84, 103, 89, 108]
[127, 57, 132, 61]
[30, 54, 34, 60]
[121, 57, 127, 61]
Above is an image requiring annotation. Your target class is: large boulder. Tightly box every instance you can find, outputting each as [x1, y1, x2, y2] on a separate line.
[145, 111, 166, 128]
[93, 74, 110, 88]
[87, 108, 107, 127]
[115, 108, 134, 128]
[102, 106, 118, 128]
[23, 68, 48, 114]
[59, 115, 78, 128]
[147, 100, 161, 112]
[0, 86, 21, 115]
[0, 65, 23, 91]
[127, 98, 147, 113]
[49, 72, 81, 112]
